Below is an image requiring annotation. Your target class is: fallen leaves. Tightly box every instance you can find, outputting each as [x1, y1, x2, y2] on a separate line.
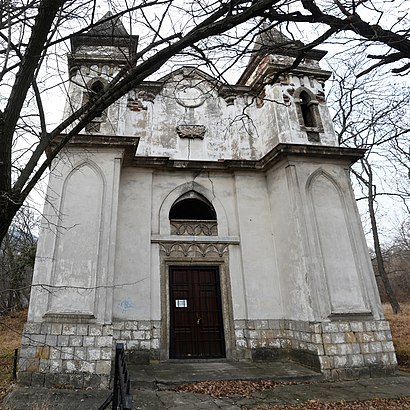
[249, 397, 410, 409]
[173, 379, 297, 397]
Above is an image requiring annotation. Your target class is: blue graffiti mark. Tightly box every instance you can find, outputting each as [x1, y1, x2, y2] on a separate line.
[118, 299, 136, 313]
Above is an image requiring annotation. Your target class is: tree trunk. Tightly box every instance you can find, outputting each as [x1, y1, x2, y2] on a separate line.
[366, 165, 401, 314]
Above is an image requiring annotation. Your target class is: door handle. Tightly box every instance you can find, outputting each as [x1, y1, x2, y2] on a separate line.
[196, 317, 202, 325]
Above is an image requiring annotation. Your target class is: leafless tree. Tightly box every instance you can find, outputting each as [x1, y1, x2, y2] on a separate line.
[1, 0, 410, 246]
[0, 207, 38, 314]
[328, 52, 410, 313]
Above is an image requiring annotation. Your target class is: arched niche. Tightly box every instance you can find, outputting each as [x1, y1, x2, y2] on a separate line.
[159, 181, 228, 236]
[307, 169, 369, 315]
[48, 161, 104, 316]
[169, 191, 217, 236]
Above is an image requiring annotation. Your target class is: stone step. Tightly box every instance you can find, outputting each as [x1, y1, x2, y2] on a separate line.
[129, 360, 323, 391]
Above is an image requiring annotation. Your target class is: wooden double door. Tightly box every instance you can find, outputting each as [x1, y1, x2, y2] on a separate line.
[169, 266, 225, 359]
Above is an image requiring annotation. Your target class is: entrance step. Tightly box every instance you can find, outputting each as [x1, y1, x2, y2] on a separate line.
[129, 360, 323, 391]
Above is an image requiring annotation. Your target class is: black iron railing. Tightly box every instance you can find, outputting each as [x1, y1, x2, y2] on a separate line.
[98, 343, 132, 410]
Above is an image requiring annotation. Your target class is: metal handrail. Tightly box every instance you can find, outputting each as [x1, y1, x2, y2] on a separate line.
[98, 343, 132, 410]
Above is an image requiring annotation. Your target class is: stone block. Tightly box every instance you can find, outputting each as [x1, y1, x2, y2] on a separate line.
[31, 334, 46, 344]
[125, 321, 139, 331]
[39, 359, 51, 373]
[319, 356, 332, 370]
[87, 347, 101, 361]
[338, 322, 350, 332]
[20, 346, 36, 358]
[31, 372, 45, 387]
[255, 320, 269, 330]
[351, 343, 361, 354]
[350, 321, 364, 332]
[96, 336, 113, 347]
[360, 343, 370, 354]
[133, 330, 146, 340]
[50, 347, 61, 359]
[62, 324, 77, 335]
[24, 323, 42, 334]
[382, 341, 395, 352]
[322, 323, 339, 333]
[138, 321, 151, 330]
[49, 359, 63, 373]
[268, 319, 281, 330]
[41, 323, 51, 334]
[120, 330, 132, 340]
[100, 347, 112, 360]
[140, 340, 150, 350]
[151, 338, 160, 350]
[349, 354, 364, 367]
[83, 336, 95, 347]
[369, 342, 383, 353]
[17, 371, 32, 385]
[67, 374, 85, 389]
[152, 327, 160, 338]
[376, 321, 390, 331]
[102, 326, 113, 336]
[333, 355, 348, 368]
[112, 321, 125, 331]
[331, 332, 346, 344]
[36, 345, 50, 359]
[84, 373, 108, 389]
[127, 340, 139, 349]
[324, 344, 337, 355]
[96, 360, 112, 375]
[76, 324, 89, 335]
[25, 358, 40, 372]
[69, 336, 83, 347]
[79, 360, 96, 373]
[50, 323, 63, 335]
[89, 325, 103, 336]
[74, 347, 87, 360]
[46, 335, 58, 346]
[62, 359, 79, 373]
[21, 335, 31, 346]
[364, 321, 377, 331]
[113, 330, 121, 339]
[57, 335, 69, 346]
[322, 334, 331, 344]
[363, 354, 378, 365]
[61, 347, 74, 360]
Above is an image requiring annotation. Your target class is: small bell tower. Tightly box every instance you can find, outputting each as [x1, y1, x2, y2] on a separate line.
[65, 12, 138, 133]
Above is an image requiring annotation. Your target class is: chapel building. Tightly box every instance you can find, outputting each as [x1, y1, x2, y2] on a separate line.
[19, 16, 397, 387]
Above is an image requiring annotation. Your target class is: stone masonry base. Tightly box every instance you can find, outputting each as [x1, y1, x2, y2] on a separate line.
[18, 318, 397, 387]
[234, 318, 397, 378]
[18, 320, 160, 388]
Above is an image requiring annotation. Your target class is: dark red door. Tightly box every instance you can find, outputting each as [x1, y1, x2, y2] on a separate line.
[169, 266, 225, 358]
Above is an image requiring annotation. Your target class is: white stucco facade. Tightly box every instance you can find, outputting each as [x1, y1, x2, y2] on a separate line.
[19, 21, 397, 388]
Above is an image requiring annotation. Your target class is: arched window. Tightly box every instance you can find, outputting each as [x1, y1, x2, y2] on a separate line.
[169, 191, 217, 236]
[299, 91, 315, 128]
[90, 81, 105, 118]
[295, 88, 323, 142]
[84, 79, 107, 133]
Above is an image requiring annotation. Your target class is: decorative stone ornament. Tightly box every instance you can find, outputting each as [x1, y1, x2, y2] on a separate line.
[175, 85, 206, 107]
[176, 124, 206, 139]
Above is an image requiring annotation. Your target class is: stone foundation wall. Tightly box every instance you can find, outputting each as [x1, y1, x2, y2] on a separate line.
[19, 318, 397, 387]
[18, 320, 161, 388]
[234, 319, 397, 378]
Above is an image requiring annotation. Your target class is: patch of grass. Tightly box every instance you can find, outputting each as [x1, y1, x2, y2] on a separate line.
[384, 302, 410, 370]
[0, 309, 27, 405]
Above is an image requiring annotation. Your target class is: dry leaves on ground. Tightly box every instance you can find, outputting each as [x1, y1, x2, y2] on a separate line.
[173, 380, 297, 397]
[249, 397, 410, 409]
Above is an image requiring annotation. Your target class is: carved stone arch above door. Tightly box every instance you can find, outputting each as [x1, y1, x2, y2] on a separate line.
[158, 181, 229, 236]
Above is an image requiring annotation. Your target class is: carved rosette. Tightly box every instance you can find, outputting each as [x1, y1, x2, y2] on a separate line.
[170, 220, 218, 236]
[159, 242, 229, 258]
[176, 125, 206, 139]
